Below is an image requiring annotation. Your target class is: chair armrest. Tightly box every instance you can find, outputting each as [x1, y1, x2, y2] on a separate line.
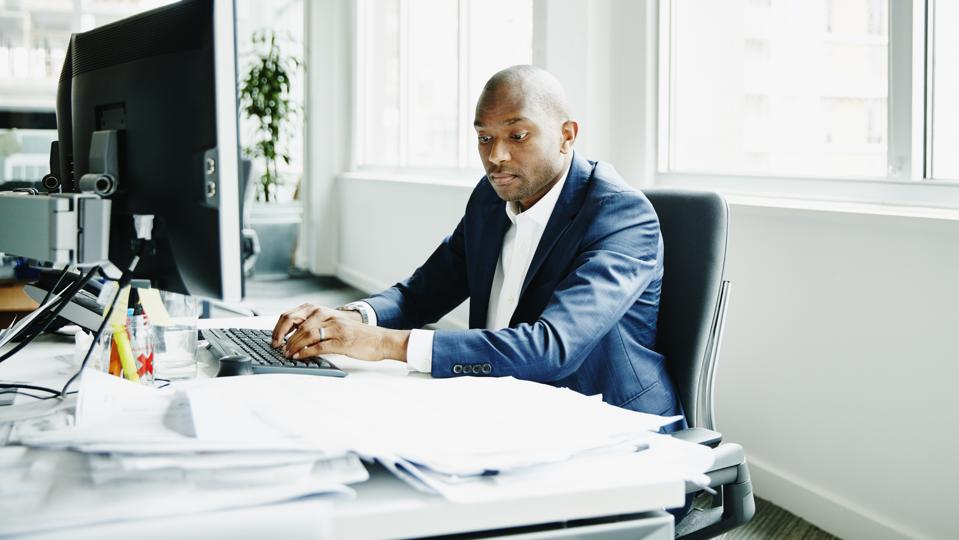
[671, 427, 722, 448]
[710, 442, 745, 472]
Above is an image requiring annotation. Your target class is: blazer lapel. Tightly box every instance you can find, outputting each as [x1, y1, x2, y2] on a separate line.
[519, 153, 592, 299]
[470, 197, 511, 327]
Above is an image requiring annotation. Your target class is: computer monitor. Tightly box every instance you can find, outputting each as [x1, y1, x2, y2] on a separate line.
[54, 0, 243, 302]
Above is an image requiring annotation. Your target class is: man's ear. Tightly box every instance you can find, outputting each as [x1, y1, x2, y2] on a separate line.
[560, 120, 579, 153]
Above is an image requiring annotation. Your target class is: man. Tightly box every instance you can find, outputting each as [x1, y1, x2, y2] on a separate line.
[273, 65, 685, 428]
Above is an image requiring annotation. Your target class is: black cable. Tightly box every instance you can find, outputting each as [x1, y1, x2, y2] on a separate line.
[61, 241, 146, 396]
[0, 388, 77, 401]
[0, 390, 54, 401]
[39, 265, 73, 306]
[0, 266, 99, 364]
[60, 286, 122, 396]
[0, 266, 96, 362]
[7, 266, 94, 347]
[0, 382, 62, 395]
[32, 265, 85, 330]
[11, 265, 75, 343]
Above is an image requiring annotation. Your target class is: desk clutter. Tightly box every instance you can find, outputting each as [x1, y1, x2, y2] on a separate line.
[0, 370, 714, 536]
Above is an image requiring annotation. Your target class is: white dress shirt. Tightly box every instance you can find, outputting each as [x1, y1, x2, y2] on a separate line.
[359, 160, 570, 373]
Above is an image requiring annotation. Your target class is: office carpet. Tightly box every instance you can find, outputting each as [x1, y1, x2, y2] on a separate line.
[706, 496, 838, 540]
[244, 276, 841, 540]
[242, 273, 364, 317]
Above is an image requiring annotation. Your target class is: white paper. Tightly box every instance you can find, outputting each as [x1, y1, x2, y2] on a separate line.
[87, 452, 369, 487]
[0, 394, 75, 424]
[74, 370, 187, 431]
[97, 450, 333, 472]
[0, 451, 354, 537]
[386, 434, 712, 503]
[183, 373, 686, 477]
[18, 371, 342, 455]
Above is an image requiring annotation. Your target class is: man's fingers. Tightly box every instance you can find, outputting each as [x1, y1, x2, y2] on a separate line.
[290, 342, 328, 361]
[272, 316, 301, 347]
[272, 303, 316, 346]
[285, 325, 328, 358]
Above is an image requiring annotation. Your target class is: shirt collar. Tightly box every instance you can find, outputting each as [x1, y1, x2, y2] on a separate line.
[504, 158, 572, 226]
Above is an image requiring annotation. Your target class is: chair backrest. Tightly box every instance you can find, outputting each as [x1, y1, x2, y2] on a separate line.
[644, 189, 730, 430]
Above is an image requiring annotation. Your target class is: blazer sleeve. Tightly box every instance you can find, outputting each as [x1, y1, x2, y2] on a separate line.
[363, 215, 470, 330]
[430, 191, 662, 381]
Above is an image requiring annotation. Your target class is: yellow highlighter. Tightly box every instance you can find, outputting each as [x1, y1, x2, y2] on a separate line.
[112, 323, 140, 383]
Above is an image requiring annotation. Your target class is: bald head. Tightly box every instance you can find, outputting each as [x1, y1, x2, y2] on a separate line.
[473, 65, 578, 210]
[477, 65, 571, 124]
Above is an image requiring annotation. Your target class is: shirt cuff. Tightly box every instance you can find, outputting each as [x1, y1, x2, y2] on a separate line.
[406, 329, 434, 373]
[351, 301, 378, 326]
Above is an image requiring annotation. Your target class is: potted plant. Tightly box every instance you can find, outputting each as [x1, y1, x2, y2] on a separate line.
[239, 30, 299, 203]
[238, 31, 303, 278]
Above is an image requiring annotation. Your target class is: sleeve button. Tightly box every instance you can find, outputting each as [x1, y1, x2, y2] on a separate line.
[452, 364, 463, 374]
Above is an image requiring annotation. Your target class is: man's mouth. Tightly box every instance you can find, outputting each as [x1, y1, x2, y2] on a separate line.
[489, 173, 518, 186]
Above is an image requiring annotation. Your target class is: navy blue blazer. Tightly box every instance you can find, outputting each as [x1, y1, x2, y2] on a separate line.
[365, 153, 686, 426]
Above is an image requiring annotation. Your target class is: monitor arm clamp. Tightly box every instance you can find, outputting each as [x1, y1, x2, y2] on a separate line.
[0, 131, 121, 267]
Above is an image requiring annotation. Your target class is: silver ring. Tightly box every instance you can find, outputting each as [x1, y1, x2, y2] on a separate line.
[319, 326, 326, 341]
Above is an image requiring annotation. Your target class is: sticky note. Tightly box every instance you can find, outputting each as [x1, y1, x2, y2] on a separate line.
[138, 288, 173, 326]
[107, 286, 131, 326]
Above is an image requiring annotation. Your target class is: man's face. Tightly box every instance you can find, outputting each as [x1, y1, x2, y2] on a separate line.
[474, 88, 569, 209]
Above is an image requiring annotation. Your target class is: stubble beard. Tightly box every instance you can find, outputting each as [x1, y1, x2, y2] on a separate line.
[488, 161, 562, 205]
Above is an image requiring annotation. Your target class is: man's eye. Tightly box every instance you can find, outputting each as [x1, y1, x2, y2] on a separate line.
[478, 135, 492, 144]
[511, 132, 528, 141]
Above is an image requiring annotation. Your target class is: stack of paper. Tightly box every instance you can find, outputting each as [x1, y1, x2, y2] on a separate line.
[179, 373, 713, 501]
[4, 371, 366, 536]
[10, 368, 715, 522]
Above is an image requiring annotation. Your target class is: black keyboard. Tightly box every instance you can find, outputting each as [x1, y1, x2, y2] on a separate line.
[202, 327, 346, 377]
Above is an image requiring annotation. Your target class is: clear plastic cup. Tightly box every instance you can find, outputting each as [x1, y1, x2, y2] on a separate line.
[127, 313, 154, 384]
[151, 291, 199, 380]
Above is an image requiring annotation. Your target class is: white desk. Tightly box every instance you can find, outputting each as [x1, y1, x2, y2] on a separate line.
[0, 322, 683, 539]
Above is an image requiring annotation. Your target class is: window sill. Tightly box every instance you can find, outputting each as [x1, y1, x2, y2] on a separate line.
[655, 172, 959, 221]
[723, 194, 959, 222]
[341, 167, 482, 189]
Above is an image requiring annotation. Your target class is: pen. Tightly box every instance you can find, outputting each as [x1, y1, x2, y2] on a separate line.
[112, 323, 140, 383]
[109, 338, 121, 376]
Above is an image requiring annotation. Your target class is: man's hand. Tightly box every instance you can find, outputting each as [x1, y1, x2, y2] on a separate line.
[272, 303, 409, 362]
[272, 303, 359, 347]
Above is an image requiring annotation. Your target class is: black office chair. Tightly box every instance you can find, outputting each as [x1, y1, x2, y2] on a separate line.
[644, 189, 756, 539]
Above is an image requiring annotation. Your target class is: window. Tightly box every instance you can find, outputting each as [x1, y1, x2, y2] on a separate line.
[660, 0, 958, 189]
[235, 0, 305, 203]
[356, 0, 534, 171]
[0, 0, 176, 185]
[662, 0, 889, 179]
[0, 0, 304, 201]
[0, 0, 178, 110]
[930, 1, 959, 180]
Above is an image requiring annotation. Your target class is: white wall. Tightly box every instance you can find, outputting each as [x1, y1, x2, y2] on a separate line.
[302, 0, 353, 275]
[337, 174, 471, 329]
[720, 203, 959, 540]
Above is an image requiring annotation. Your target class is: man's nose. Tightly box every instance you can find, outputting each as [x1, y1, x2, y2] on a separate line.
[487, 139, 510, 165]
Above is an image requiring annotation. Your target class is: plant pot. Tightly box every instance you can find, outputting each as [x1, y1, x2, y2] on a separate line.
[246, 201, 302, 279]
